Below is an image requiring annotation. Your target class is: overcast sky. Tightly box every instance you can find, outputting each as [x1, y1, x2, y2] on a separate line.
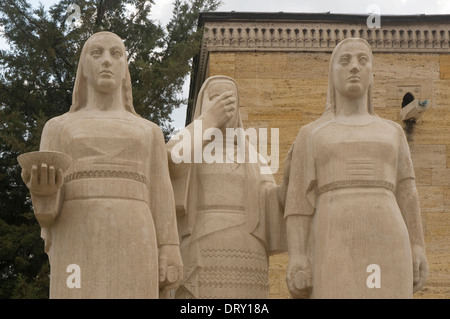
[2, 0, 450, 128]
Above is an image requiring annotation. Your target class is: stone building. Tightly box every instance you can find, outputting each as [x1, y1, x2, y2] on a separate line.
[185, 12, 450, 298]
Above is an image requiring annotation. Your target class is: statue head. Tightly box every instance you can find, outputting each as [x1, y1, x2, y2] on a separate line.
[69, 31, 137, 115]
[194, 75, 242, 129]
[323, 38, 375, 117]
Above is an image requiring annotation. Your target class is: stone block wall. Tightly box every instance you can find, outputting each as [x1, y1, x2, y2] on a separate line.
[206, 49, 450, 299]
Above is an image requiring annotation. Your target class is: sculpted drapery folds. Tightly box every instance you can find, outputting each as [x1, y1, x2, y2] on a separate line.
[19, 32, 182, 299]
[283, 38, 428, 299]
[167, 76, 286, 299]
[17, 30, 429, 300]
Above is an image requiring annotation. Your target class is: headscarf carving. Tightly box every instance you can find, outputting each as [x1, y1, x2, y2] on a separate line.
[321, 37, 376, 119]
[69, 31, 138, 116]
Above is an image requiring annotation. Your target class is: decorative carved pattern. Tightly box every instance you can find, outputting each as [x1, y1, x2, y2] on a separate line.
[202, 248, 267, 262]
[198, 265, 269, 291]
[65, 170, 148, 187]
[189, 18, 450, 122]
[203, 22, 450, 53]
[318, 179, 395, 194]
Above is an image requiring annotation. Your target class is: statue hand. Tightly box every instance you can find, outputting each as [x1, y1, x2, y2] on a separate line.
[21, 163, 63, 196]
[286, 253, 313, 299]
[412, 244, 428, 293]
[21, 163, 64, 228]
[159, 244, 183, 293]
[199, 90, 236, 128]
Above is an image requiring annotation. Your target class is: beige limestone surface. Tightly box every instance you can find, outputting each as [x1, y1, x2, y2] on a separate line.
[18, 31, 182, 299]
[15, 22, 449, 299]
[167, 75, 287, 299]
[206, 45, 450, 301]
[282, 38, 428, 298]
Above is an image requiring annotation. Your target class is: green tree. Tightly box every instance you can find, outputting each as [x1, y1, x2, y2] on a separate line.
[0, 0, 221, 298]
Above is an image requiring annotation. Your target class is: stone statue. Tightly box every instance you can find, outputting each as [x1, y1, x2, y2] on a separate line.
[18, 31, 183, 298]
[283, 38, 428, 299]
[167, 75, 286, 299]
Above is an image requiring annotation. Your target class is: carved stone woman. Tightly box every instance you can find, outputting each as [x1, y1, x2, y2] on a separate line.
[167, 75, 286, 299]
[20, 31, 182, 298]
[283, 38, 428, 298]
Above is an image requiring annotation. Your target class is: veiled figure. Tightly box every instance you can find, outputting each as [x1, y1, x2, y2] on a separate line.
[283, 38, 428, 299]
[167, 76, 286, 299]
[20, 31, 182, 298]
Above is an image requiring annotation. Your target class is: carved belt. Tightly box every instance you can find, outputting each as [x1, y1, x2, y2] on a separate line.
[197, 205, 246, 212]
[318, 179, 395, 195]
[65, 170, 148, 187]
[64, 170, 149, 202]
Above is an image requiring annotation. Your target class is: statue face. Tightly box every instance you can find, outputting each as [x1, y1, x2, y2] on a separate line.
[204, 81, 238, 128]
[83, 33, 126, 93]
[332, 40, 372, 99]
[207, 82, 235, 102]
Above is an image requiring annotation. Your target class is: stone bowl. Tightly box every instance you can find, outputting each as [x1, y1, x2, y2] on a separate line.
[17, 151, 72, 173]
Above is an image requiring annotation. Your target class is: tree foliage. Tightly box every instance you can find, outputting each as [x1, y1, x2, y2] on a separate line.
[0, 0, 220, 298]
